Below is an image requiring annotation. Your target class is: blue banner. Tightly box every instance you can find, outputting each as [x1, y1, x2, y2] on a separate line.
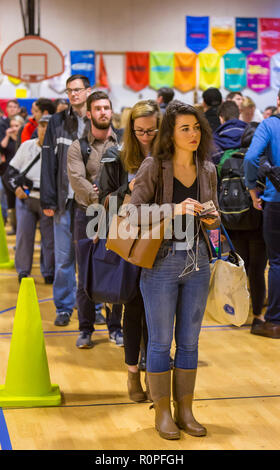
[70, 50, 95, 86]
[235, 18, 258, 56]
[186, 16, 209, 54]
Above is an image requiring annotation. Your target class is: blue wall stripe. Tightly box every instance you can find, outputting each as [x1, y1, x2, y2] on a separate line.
[0, 409, 12, 450]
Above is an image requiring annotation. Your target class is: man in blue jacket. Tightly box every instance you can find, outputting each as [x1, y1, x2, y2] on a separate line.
[212, 101, 247, 165]
[244, 90, 280, 338]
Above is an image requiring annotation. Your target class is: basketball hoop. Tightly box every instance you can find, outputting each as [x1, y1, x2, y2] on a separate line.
[0, 36, 64, 83]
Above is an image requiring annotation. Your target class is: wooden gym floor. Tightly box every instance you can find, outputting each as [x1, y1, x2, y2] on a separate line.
[1, 227, 280, 451]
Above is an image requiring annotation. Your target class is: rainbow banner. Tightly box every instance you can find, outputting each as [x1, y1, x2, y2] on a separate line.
[224, 53, 247, 91]
[235, 18, 258, 56]
[149, 52, 174, 90]
[211, 17, 235, 56]
[247, 52, 270, 92]
[174, 53, 196, 92]
[260, 18, 280, 57]
[186, 16, 209, 54]
[198, 53, 221, 90]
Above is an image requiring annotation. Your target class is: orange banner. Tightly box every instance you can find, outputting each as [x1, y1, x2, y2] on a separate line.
[174, 53, 196, 92]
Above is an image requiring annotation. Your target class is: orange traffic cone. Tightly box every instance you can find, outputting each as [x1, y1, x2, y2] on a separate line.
[0, 278, 61, 407]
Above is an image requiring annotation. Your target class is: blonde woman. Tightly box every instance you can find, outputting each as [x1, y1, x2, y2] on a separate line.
[99, 100, 161, 402]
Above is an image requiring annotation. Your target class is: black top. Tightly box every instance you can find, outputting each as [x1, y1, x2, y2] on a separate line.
[172, 177, 199, 243]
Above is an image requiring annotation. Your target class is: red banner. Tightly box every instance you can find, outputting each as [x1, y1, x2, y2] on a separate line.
[98, 54, 110, 90]
[125, 52, 149, 91]
[260, 18, 280, 57]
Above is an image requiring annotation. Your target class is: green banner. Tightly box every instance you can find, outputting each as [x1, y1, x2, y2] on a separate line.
[149, 52, 174, 90]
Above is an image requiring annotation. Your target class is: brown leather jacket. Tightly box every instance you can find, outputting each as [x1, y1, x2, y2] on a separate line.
[129, 156, 220, 258]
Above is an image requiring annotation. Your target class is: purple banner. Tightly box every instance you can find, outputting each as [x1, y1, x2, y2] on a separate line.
[247, 53, 270, 92]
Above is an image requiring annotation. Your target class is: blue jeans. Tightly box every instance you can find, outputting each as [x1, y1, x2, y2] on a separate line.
[140, 238, 210, 373]
[53, 204, 76, 315]
[263, 202, 280, 324]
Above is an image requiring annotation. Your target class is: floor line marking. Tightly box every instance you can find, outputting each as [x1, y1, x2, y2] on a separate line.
[0, 409, 12, 450]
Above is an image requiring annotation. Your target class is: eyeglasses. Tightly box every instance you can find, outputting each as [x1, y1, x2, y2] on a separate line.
[65, 87, 86, 95]
[133, 129, 158, 136]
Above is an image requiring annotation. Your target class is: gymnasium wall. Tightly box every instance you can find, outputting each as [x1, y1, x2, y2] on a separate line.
[0, 0, 280, 112]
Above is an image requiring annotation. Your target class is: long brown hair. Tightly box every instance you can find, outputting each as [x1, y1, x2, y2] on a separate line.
[120, 100, 161, 173]
[153, 100, 213, 163]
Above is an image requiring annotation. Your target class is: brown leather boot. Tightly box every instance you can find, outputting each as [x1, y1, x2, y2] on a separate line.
[147, 370, 180, 440]
[173, 368, 207, 437]
[127, 370, 147, 402]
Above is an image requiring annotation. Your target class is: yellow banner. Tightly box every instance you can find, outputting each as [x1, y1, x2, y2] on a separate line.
[198, 53, 221, 90]
[174, 53, 196, 92]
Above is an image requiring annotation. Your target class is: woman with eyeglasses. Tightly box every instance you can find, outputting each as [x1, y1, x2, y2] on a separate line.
[129, 101, 220, 440]
[99, 100, 161, 403]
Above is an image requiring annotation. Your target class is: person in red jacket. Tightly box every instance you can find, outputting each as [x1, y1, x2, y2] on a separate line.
[21, 98, 55, 142]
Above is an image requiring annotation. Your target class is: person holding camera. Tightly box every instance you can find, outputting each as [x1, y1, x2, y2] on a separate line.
[5, 115, 54, 284]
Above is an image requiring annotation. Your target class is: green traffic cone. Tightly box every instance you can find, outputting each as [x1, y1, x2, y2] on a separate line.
[0, 278, 61, 407]
[0, 204, 14, 268]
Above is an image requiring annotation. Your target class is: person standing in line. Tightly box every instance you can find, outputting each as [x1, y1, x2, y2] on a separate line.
[40, 74, 92, 327]
[99, 100, 161, 401]
[244, 90, 280, 339]
[67, 91, 123, 349]
[5, 115, 54, 284]
[129, 101, 220, 440]
[156, 87, 174, 114]
[0, 114, 25, 235]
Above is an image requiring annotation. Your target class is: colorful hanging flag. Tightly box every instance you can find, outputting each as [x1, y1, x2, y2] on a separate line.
[270, 52, 280, 90]
[235, 18, 258, 56]
[149, 52, 174, 90]
[198, 53, 221, 90]
[186, 16, 209, 54]
[224, 53, 247, 91]
[70, 50, 95, 86]
[211, 17, 235, 56]
[174, 53, 196, 92]
[125, 52, 149, 91]
[260, 18, 280, 57]
[98, 54, 110, 90]
[247, 53, 270, 92]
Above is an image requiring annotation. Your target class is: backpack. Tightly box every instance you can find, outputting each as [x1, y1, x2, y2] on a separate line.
[218, 152, 262, 231]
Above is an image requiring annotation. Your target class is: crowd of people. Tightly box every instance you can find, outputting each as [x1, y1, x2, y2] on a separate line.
[0, 77, 280, 440]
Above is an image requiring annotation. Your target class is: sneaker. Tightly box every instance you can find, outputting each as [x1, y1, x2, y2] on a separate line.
[54, 312, 71, 327]
[95, 310, 106, 325]
[44, 275, 54, 285]
[109, 329, 124, 347]
[76, 331, 94, 349]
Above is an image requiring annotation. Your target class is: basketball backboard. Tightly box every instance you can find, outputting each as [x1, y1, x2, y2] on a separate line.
[1, 35, 64, 83]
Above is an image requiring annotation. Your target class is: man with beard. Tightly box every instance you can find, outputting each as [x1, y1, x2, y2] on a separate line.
[40, 74, 92, 327]
[67, 91, 123, 348]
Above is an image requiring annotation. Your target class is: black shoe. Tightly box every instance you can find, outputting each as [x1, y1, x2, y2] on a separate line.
[44, 275, 54, 285]
[250, 317, 265, 335]
[18, 273, 28, 284]
[54, 312, 71, 327]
